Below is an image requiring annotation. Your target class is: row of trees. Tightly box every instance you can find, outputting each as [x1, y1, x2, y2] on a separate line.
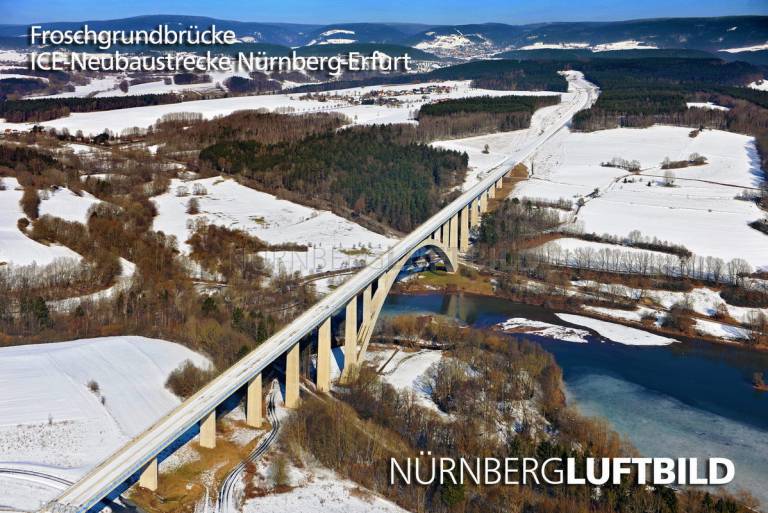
[0, 93, 183, 123]
[530, 242, 756, 288]
[417, 95, 559, 139]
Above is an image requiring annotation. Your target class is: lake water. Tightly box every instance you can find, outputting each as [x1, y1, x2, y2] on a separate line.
[381, 292, 768, 506]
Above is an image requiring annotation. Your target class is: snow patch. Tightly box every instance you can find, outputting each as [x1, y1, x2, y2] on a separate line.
[497, 317, 589, 342]
[556, 313, 678, 346]
[687, 102, 730, 112]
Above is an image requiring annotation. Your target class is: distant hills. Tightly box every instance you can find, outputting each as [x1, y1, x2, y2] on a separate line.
[0, 15, 766, 64]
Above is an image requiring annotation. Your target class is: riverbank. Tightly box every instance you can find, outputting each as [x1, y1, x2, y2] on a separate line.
[395, 268, 768, 351]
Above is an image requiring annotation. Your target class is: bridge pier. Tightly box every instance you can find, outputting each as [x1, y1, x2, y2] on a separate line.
[285, 343, 300, 408]
[459, 205, 470, 251]
[246, 373, 263, 427]
[480, 192, 488, 213]
[488, 186, 496, 199]
[316, 318, 331, 392]
[199, 410, 216, 449]
[470, 197, 480, 227]
[449, 214, 458, 249]
[138, 458, 158, 491]
[342, 298, 358, 380]
[363, 284, 372, 320]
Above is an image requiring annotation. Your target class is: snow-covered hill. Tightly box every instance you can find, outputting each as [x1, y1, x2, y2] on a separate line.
[152, 176, 398, 277]
[0, 336, 210, 511]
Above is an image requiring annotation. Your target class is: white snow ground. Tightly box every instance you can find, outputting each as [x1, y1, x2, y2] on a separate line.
[497, 317, 590, 342]
[38, 187, 100, 224]
[0, 336, 209, 511]
[514, 125, 768, 269]
[573, 280, 768, 326]
[686, 102, 730, 111]
[0, 177, 81, 266]
[152, 176, 398, 276]
[243, 463, 408, 513]
[365, 347, 444, 414]
[556, 313, 678, 346]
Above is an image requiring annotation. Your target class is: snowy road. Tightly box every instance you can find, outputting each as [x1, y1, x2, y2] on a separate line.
[47, 72, 597, 513]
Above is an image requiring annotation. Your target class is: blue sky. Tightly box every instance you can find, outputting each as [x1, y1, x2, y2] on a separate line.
[2, 0, 766, 25]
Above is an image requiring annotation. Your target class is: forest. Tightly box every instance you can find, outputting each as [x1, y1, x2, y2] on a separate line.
[418, 94, 559, 138]
[149, 110, 347, 152]
[199, 124, 468, 231]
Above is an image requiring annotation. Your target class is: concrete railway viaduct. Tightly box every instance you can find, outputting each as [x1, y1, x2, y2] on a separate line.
[43, 73, 595, 513]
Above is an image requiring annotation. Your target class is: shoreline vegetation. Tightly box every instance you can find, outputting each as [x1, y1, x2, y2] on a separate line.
[276, 313, 760, 513]
[392, 269, 768, 352]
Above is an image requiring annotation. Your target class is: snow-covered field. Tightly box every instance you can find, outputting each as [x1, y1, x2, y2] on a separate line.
[693, 319, 751, 341]
[516, 40, 658, 52]
[686, 101, 730, 111]
[152, 176, 398, 276]
[514, 125, 768, 269]
[1, 80, 556, 137]
[556, 313, 678, 346]
[719, 42, 768, 53]
[29, 70, 247, 100]
[0, 336, 209, 511]
[0, 177, 81, 266]
[38, 187, 100, 224]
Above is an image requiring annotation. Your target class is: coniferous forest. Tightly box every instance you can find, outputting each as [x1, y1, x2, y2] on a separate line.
[200, 124, 468, 231]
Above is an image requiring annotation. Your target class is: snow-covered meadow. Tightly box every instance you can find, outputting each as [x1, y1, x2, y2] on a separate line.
[574, 279, 768, 326]
[152, 176, 398, 276]
[497, 317, 590, 342]
[0, 336, 209, 511]
[0, 177, 81, 267]
[512, 125, 768, 269]
[556, 313, 678, 346]
[38, 186, 101, 224]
